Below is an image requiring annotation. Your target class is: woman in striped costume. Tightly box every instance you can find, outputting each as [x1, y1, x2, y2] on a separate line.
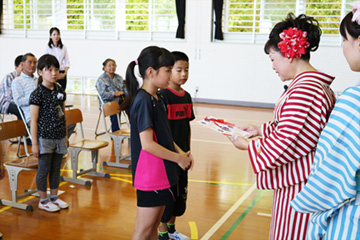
[291, 5, 360, 240]
[229, 13, 336, 239]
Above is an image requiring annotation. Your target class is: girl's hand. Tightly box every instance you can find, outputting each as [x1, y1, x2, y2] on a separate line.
[177, 152, 192, 171]
[32, 144, 40, 158]
[228, 135, 249, 150]
[240, 124, 260, 138]
[187, 151, 195, 170]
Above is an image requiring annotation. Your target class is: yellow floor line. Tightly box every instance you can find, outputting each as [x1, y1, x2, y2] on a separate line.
[109, 173, 132, 177]
[189, 179, 252, 186]
[0, 195, 35, 212]
[200, 183, 257, 240]
[189, 221, 198, 239]
[110, 177, 132, 184]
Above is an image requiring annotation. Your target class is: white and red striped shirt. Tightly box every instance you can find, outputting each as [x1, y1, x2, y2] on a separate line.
[248, 71, 336, 190]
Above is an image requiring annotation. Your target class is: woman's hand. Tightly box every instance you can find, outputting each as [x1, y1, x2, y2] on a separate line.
[114, 91, 124, 97]
[228, 135, 249, 150]
[32, 144, 40, 158]
[240, 124, 260, 138]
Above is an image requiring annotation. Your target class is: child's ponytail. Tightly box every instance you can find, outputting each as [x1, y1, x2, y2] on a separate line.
[121, 46, 174, 111]
[121, 61, 138, 110]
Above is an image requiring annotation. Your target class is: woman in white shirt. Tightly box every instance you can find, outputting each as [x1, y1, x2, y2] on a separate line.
[44, 27, 70, 90]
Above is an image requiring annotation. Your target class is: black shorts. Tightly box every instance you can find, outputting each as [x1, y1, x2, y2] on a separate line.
[137, 187, 176, 207]
[161, 170, 188, 222]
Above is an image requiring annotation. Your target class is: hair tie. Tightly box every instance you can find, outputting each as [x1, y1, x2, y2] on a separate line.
[133, 64, 143, 89]
[351, 2, 360, 24]
[277, 27, 310, 59]
[135, 59, 138, 65]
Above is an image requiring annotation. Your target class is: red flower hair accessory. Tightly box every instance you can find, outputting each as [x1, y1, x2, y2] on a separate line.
[278, 27, 310, 59]
[351, 1, 360, 24]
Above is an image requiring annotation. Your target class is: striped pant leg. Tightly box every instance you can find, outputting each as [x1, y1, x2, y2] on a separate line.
[270, 181, 310, 240]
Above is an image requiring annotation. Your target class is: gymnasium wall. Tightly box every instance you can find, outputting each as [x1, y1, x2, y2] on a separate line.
[0, 0, 358, 107]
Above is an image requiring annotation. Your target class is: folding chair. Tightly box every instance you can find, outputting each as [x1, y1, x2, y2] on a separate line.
[62, 108, 110, 186]
[94, 90, 130, 136]
[94, 92, 108, 136]
[101, 101, 131, 169]
[0, 120, 38, 211]
[16, 104, 31, 158]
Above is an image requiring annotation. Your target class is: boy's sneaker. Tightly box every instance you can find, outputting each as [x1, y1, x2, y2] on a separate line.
[168, 231, 190, 240]
[158, 232, 170, 240]
[51, 198, 69, 209]
[38, 201, 60, 212]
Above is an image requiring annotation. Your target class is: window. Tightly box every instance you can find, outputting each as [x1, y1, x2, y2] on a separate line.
[221, 0, 352, 45]
[2, 0, 177, 39]
[225, 0, 296, 33]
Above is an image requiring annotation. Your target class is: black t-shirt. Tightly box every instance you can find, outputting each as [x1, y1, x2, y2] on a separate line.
[29, 83, 66, 139]
[129, 89, 178, 189]
[159, 88, 195, 152]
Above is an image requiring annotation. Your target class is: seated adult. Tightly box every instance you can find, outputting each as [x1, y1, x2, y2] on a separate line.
[95, 58, 126, 132]
[0, 55, 23, 119]
[12, 53, 37, 125]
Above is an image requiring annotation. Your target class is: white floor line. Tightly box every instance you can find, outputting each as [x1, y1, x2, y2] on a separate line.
[200, 183, 257, 240]
[257, 212, 272, 217]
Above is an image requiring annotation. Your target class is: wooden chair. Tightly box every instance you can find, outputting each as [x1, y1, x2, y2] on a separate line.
[0, 120, 38, 211]
[95, 90, 130, 136]
[101, 101, 131, 169]
[62, 108, 110, 186]
[0, 110, 18, 144]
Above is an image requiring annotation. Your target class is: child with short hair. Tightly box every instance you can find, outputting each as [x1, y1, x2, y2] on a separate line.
[30, 54, 69, 212]
[291, 4, 360, 239]
[121, 46, 193, 240]
[158, 51, 194, 240]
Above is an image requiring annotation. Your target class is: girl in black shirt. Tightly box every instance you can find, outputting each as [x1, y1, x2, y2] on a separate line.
[30, 54, 69, 212]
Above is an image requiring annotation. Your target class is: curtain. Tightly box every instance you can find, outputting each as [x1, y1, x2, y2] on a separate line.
[175, 0, 185, 39]
[213, 0, 224, 40]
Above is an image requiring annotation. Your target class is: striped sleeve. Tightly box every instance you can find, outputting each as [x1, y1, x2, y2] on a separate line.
[249, 83, 330, 175]
[261, 121, 276, 138]
[291, 86, 360, 213]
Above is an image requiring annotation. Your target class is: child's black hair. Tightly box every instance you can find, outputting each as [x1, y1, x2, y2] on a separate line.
[340, 12, 360, 40]
[48, 27, 63, 49]
[37, 54, 60, 86]
[264, 13, 321, 60]
[121, 46, 174, 110]
[171, 51, 189, 62]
